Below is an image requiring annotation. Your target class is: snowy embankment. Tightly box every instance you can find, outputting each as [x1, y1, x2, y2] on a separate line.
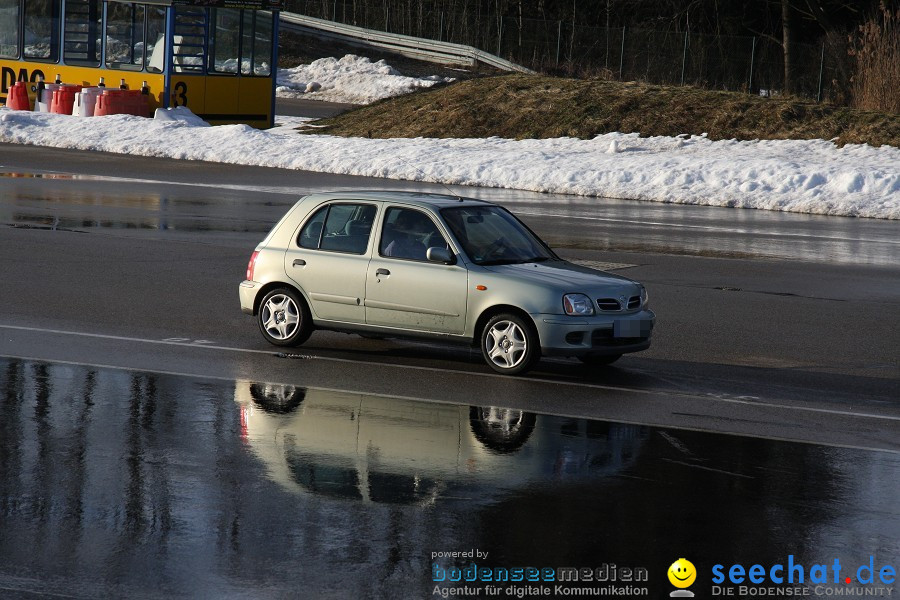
[275, 55, 453, 104]
[1, 109, 897, 219]
[1, 54, 897, 219]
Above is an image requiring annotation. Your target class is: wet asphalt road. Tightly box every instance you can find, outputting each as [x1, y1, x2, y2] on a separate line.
[0, 357, 897, 599]
[0, 143, 897, 446]
[0, 141, 898, 598]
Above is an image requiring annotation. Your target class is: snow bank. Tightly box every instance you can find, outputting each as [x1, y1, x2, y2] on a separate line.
[153, 106, 210, 127]
[276, 54, 453, 104]
[0, 110, 897, 219]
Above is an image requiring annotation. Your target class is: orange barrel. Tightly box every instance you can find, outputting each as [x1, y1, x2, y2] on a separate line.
[63, 85, 82, 113]
[124, 90, 139, 116]
[93, 92, 107, 116]
[50, 89, 63, 113]
[5, 81, 31, 110]
[93, 89, 128, 116]
[94, 90, 115, 116]
[110, 90, 127, 115]
[17, 81, 34, 110]
[50, 85, 82, 114]
[123, 90, 150, 117]
[139, 92, 152, 118]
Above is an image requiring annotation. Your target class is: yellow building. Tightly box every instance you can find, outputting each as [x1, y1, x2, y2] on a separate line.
[0, 0, 280, 127]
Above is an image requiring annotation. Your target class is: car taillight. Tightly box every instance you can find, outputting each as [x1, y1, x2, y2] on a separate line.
[246, 251, 259, 281]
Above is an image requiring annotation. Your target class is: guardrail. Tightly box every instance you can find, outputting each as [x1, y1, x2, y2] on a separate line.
[279, 12, 535, 74]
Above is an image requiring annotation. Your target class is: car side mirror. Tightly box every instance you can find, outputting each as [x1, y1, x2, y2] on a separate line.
[426, 246, 455, 264]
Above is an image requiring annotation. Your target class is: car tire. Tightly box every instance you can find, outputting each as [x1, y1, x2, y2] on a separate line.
[257, 287, 312, 347]
[469, 406, 536, 453]
[481, 313, 540, 375]
[579, 354, 622, 367]
[248, 383, 306, 414]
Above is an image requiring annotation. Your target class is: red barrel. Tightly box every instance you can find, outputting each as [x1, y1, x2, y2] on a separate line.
[93, 89, 128, 116]
[93, 93, 107, 116]
[124, 90, 139, 116]
[50, 85, 83, 114]
[122, 90, 150, 117]
[5, 81, 31, 110]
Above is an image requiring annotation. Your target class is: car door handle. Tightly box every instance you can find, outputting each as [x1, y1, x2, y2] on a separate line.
[293, 259, 306, 267]
[375, 268, 390, 276]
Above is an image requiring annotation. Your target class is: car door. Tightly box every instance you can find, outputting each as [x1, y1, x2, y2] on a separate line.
[365, 206, 468, 335]
[285, 202, 378, 324]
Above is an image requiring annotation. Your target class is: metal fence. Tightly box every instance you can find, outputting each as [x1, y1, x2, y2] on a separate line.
[284, 0, 853, 103]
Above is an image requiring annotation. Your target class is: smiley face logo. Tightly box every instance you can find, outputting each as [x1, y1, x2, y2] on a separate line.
[668, 558, 697, 588]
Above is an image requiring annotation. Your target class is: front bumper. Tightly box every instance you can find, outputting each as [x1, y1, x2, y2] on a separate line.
[534, 309, 655, 357]
[239, 280, 261, 315]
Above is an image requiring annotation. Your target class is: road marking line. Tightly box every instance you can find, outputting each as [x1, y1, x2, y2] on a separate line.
[1, 351, 897, 455]
[661, 458, 754, 479]
[1, 322, 898, 423]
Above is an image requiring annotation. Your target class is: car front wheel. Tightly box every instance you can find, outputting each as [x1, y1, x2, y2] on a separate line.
[481, 313, 540, 375]
[257, 288, 312, 347]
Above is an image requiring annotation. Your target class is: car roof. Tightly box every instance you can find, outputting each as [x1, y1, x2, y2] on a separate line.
[301, 190, 492, 209]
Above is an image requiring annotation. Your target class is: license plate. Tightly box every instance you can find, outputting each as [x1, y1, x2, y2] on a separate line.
[613, 319, 647, 338]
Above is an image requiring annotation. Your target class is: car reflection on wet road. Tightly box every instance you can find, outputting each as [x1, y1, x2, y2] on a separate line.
[1, 358, 897, 598]
[235, 383, 645, 505]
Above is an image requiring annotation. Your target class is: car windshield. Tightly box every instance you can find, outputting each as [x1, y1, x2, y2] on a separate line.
[440, 206, 557, 265]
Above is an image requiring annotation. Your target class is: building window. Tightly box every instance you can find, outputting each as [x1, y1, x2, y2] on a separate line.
[143, 4, 165, 73]
[241, 10, 272, 76]
[0, 0, 20, 58]
[172, 6, 205, 73]
[63, 0, 101, 65]
[23, 0, 59, 60]
[105, 1, 143, 69]
[209, 7, 239, 73]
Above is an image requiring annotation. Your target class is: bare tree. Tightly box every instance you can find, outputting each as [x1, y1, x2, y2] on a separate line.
[782, 0, 793, 93]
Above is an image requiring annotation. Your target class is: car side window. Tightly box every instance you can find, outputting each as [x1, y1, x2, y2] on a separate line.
[298, 206, 328, 249]
[297, 203, 377, 254]
[379, 207, 448, 262]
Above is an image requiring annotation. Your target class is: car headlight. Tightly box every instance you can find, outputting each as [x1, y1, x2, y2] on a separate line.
[641, 286, 649, 308]
[563, 293, 595, 316]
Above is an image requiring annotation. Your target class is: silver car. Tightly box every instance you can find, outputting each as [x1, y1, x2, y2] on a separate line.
[239, 191, 654, 375]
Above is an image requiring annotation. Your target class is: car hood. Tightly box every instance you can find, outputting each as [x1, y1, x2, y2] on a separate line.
[482, 260, 638, 292]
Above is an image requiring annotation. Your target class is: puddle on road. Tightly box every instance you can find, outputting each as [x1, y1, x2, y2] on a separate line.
[2, 211, 272, 234]
[3, 169, 898, 264]
[0, 171, 285, 235]
[0, 358, 897, 597]
[0, 171, 77, 180]
[0, 187, 275, 234]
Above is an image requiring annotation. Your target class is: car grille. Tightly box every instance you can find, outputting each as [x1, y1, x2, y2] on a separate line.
[596, 296, 641, 312]
[596, 298, 620, 311]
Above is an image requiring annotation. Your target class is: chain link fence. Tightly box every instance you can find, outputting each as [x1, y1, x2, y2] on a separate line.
[285, 0, 853, 103]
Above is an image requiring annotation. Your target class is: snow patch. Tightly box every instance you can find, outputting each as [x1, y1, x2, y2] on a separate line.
[275, 54, 453, 104]
[153, 106, 210, 127]
[0, 109, 896, 219]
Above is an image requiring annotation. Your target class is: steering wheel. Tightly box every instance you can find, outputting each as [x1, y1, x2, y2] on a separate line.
[481, 237, 508, 259]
